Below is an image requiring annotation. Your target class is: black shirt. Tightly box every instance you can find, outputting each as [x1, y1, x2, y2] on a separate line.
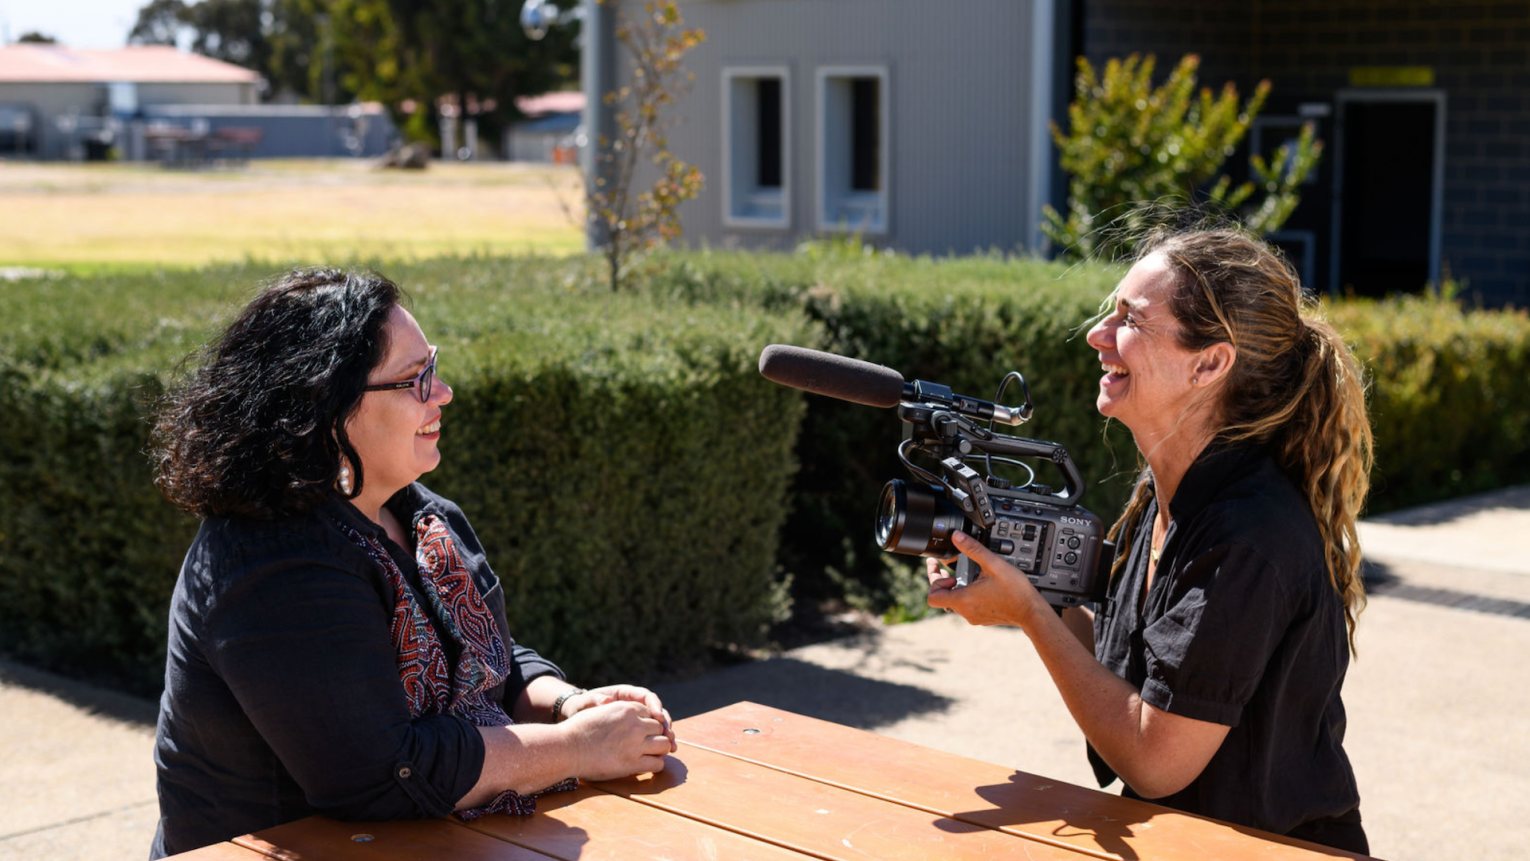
[1088, 444, 1361, 838]
[150, 483, 563, 859]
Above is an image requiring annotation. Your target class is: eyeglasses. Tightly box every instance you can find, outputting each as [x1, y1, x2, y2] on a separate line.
[363, 346, 438, 403]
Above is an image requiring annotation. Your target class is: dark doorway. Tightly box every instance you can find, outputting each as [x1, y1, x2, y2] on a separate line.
[1336, 98, 1440, 298]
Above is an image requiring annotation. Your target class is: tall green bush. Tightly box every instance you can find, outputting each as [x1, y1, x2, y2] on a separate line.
[1044, 54, 1321, 260]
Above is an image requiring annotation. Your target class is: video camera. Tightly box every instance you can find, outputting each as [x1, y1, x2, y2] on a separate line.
[759, 345, 1111, 609]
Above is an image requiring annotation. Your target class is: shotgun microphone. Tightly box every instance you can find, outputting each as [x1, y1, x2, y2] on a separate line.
[758, 344, 906, 407]
[757, 345, 1030, 426]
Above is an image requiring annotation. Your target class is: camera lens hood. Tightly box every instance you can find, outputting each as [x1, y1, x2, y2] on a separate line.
[876, 480, 968, 558]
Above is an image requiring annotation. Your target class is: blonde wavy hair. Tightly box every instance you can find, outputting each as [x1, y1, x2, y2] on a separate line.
[1104, 228, 1373, 655]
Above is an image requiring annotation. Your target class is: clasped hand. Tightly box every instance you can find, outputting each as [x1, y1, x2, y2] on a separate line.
[562, 684, 676, 781]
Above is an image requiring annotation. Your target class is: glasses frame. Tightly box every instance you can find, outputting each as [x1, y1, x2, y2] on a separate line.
[363, 345, 437, 404]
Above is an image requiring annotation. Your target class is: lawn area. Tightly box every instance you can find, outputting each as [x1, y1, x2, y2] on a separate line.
[0, 159, 586, 271]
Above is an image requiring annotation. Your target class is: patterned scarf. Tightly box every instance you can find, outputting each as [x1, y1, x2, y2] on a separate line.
[335, 511, 575, 818]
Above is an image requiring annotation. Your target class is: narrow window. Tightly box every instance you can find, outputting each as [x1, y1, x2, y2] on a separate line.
[850, 77, 879, 191]
[817, 66, 888, 234]
[757, 78, 783, 189]
[724, 68, 790, 228]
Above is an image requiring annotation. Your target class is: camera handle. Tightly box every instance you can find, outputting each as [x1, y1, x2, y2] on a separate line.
[966, 432, 1087, 508]
[901, 404, 1087, 509]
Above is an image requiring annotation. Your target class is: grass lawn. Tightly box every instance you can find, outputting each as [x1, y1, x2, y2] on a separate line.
[0, 159, 586, 272]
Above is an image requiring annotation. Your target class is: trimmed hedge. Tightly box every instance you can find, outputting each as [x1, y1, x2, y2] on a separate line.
[0, 258, 815, 694]
[3, 252, 1528, 694]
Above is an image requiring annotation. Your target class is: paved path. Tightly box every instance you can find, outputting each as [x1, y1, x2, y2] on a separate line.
[5, 486, 1530, 861]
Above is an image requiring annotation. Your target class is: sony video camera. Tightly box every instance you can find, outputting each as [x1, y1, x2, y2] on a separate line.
[759, 345, 1111, 609]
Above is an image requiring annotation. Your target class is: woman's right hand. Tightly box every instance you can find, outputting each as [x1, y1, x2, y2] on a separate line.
[563, 700, 672, 781]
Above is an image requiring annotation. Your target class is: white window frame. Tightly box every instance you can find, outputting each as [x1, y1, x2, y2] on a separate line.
[722, 65, 791, 229]
[815, 65, 890, 235]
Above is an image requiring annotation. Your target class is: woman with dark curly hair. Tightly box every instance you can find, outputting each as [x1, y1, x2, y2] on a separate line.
[149, 268, 675, 859]
[928, 229, 1372, 853]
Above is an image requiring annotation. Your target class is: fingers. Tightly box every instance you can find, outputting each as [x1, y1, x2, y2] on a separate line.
[951, 531, 999, 566]
[591, 685, 669, 728]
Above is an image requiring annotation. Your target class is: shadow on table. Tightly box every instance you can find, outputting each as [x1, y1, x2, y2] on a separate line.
[659, 656, 955, 730]
[942, 771, 1362, 861]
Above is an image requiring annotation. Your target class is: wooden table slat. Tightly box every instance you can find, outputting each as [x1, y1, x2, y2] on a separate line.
[158, 842, 272, 861]
[233, 815, 557, 861]
[674, 701, 1372, 861]
[461, 782, 818, 860]
[589, 740, 1098, 861]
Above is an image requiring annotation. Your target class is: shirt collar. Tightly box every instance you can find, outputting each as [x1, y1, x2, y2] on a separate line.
[321, 482, 442, 538]
[1167, 440, 1271, 523]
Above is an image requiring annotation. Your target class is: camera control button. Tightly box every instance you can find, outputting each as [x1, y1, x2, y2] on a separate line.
[1067, 536, 1081, 550]
[1064, 551, 1079, 565]
[992, 539, 1015, 555]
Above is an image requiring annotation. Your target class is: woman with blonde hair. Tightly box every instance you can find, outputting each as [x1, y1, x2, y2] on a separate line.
[928, 228, 1372, 853]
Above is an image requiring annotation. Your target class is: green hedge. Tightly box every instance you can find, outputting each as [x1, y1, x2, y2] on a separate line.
[1331, 295, 1530, 509]
[0, 258, 814, 694]
[3, 252, 1528, 695]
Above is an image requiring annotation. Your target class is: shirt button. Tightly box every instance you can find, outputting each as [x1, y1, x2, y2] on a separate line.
[397, 766, 413, 779]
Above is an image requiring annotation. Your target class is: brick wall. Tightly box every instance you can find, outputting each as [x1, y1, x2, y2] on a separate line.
[1081, 0, 1530, 306]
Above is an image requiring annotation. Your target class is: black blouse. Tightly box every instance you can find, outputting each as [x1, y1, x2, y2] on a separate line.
[1088, 444, 1361, 838]
[150, 483, 563, 859]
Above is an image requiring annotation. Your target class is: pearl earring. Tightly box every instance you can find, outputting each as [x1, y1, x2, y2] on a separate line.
[1192, 377, 1199, 385]
[338, 463, 353, 495]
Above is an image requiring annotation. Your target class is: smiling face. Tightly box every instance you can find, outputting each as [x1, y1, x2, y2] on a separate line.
[344, 305, 452, 503]
[1085, 252, 1207, 445]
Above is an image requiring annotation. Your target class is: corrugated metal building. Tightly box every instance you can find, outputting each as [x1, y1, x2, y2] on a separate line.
[587, 0, 1528, 303]
[588, 0, 1066, 256]
[0, 44, 258, 160]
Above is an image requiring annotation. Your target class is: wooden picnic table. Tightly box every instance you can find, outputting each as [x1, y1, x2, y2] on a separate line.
[167, 701, 1373, 860]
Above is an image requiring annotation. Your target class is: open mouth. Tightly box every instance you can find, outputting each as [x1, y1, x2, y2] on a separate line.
[417, 419, 441, 435]
[1101, 361, 1129, 379]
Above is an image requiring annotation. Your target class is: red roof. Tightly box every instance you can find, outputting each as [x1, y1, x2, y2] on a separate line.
[0, 44, 260, 84]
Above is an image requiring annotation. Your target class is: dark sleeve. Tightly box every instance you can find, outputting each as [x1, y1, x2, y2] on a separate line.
[1139, 541, 1292, 726]
[206, 550, 485, 820]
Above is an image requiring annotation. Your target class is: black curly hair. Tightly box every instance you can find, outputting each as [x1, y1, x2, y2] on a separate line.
[153, 268, 405, 519]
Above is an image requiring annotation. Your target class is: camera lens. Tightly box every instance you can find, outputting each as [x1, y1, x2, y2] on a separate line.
[876, 480, 970, 557]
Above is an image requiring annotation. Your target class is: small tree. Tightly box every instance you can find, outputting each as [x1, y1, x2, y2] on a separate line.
[585, 0, 706, 292]
[1043, 54, 1321, 260]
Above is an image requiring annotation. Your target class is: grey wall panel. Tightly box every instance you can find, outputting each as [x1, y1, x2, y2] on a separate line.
[608, 0, 1045, 255]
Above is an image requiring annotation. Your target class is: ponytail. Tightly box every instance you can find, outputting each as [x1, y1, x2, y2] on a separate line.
[1109, 229, 1373, 655]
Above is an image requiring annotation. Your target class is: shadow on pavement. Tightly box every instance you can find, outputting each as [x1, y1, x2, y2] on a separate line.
[1366, 485, 1530, 527]
[0, 657, 158, 727]
[659, 656, 955, 730]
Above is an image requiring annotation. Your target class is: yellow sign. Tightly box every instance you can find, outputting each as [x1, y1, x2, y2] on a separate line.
[1349, 66, 1435, 87]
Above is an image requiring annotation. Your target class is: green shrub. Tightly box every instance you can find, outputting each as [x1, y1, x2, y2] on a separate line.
[2, 254, 1527, 695]
[639, 250, 1140, 605]
[0, 258, 814, 693]
[1333, 294, 1530, 510]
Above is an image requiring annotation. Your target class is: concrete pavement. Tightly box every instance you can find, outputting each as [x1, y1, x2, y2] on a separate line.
[5, 486, 1530, 860]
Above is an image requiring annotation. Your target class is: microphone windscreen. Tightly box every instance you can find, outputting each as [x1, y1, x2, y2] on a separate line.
[758, 345, 906, 408]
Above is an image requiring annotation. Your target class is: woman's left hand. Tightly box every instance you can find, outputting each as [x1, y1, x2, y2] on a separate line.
[926, 531, 1048, 628]
[564, 685, 676, 752]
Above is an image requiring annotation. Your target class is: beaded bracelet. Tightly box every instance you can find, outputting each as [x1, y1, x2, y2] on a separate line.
[551, 688, 585, 723]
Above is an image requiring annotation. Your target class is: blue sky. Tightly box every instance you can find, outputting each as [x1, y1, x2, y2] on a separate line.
[1, 0, 151, 49]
